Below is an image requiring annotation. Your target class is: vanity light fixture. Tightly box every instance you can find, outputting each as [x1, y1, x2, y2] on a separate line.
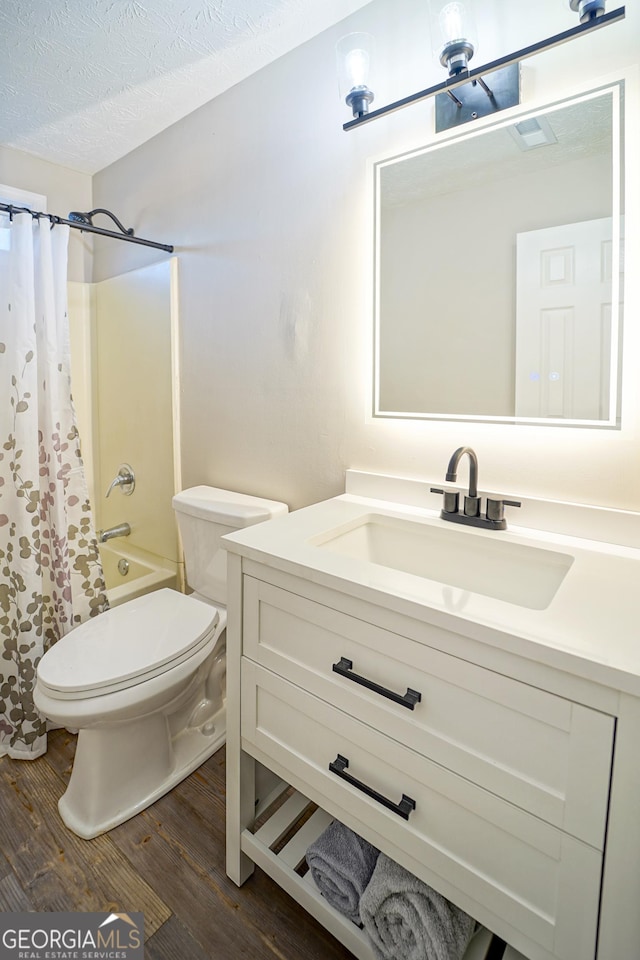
[339, 2, 625, 132]
[336, 32, 376, 118]
[429, 1, 479, 76]
[428, 0, 519, 132]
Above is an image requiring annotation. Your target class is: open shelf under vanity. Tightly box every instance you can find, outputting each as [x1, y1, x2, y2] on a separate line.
[242, 782, 500, 960]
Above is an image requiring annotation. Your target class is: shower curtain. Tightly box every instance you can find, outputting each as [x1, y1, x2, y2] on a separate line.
[0, 213, 108, 760]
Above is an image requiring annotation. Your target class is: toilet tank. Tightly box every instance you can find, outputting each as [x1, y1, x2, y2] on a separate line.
[172, 486, 288, 605]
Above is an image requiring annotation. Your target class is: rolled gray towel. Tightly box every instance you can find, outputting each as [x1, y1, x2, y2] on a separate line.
[360, 853, 475, 960]
[305, 820, 380, 923]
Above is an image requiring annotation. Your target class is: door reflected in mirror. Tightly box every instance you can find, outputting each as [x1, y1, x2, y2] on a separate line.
[374, 83, 624, 426]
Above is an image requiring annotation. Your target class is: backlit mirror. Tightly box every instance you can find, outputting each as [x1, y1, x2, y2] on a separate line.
[374, 82, 624, 426]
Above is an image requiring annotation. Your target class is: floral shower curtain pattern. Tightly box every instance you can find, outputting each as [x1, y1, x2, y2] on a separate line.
[0, 213, 108, 760]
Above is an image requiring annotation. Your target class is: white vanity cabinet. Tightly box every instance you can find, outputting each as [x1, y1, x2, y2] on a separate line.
[224, 493, 640, 960]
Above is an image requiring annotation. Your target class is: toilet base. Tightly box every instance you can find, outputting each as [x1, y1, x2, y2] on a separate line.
[58, 707, 227, 840]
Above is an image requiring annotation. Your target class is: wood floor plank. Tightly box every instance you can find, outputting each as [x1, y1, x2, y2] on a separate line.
[0, 756, 171, 935]
[112, 759, 354, 960]
[248, 866, 359, 960]
[145, 916, 209, 960]
[0, 871, 33, 911]
[1, 738, 355, 960]
[142, 782, 226, 873]
[110, 808, 277, 959]
[42, 728, 77, 784]
[174, 757, 226, 822]
[0, 759, 77, 911]
[0, 852, 12, 880]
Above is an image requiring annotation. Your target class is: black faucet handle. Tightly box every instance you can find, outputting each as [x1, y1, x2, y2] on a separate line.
[430, 487, 460, 514]
[486, 498, 521, 522]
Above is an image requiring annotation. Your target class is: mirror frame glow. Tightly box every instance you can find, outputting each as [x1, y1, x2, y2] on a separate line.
[372, 80, 624, 428]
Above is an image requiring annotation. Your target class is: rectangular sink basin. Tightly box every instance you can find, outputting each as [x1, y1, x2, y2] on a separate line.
[313, 514, 574, 610]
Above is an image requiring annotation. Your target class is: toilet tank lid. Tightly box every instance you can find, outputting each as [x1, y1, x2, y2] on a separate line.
[173, 485, 288, 526]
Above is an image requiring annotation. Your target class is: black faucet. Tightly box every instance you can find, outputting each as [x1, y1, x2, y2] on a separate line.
[446, 446, 480, 518]
[431, 446, 521, 530]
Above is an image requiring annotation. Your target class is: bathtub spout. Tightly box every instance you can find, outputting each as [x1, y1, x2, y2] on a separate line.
[98, 522, 131, 543]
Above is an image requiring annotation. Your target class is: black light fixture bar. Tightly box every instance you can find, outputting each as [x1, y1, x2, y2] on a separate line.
[344, 5, 625, 131]
[0, 202, 174, 253]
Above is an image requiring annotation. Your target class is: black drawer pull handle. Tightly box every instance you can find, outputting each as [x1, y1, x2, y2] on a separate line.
[332, 657, 422, 710]
[329, 754, 416, 821]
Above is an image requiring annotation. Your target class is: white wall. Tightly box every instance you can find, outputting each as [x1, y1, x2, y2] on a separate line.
[0, 145, 92, 282]
[91, 0, 640, 512]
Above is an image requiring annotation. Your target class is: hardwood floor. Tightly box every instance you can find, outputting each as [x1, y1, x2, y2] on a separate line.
[0, 730, 355, 959]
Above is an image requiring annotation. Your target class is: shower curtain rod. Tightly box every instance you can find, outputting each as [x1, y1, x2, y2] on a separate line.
[0, 202, 174, 253]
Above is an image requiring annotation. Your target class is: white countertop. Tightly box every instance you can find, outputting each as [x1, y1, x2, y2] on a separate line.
[223, 492, 640, 697]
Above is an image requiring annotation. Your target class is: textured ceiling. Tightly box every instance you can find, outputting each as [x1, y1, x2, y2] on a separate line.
[0, 0, 372, 175]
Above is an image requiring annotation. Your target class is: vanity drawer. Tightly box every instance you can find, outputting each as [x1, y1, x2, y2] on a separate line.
[243, 576, 614, 849]
[241, 661, 601, 960]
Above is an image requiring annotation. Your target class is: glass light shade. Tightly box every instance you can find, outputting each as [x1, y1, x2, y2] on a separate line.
[428, 1, 478, 74]
[336, 33, 376, 116]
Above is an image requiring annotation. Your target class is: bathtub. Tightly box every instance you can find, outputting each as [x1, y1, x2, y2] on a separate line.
[99, 542, 179, 607]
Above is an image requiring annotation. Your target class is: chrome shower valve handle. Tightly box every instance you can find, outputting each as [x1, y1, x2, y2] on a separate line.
[105, 463, 135, 497]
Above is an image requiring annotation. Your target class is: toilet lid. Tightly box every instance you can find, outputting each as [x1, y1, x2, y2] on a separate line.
[37, 588, 219, 699]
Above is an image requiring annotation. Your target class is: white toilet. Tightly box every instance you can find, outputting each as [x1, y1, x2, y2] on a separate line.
[34, 485, 287, 839]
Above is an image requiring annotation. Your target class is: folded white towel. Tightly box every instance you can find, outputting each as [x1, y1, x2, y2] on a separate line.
[360, 853, 475, 960]
[305, 820, 380, 923]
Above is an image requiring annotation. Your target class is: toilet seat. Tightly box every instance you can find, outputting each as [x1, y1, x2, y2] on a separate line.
[37, 588, 220, 701]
